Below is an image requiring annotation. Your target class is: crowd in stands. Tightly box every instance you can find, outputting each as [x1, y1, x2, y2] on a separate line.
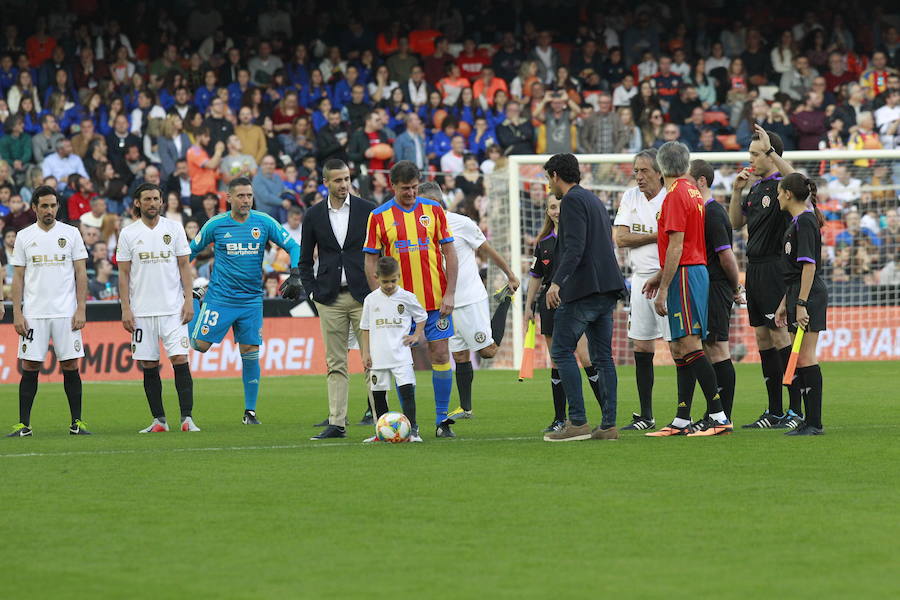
[0, 2, 899, 302]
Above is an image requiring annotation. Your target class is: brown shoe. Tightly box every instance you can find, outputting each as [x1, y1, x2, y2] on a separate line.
[591, 425, 619, 440]
[543, 420, 592, 442]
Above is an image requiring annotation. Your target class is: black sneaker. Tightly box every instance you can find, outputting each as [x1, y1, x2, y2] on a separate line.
[313, 418, 329, 427]
[621, 412, 656, 431]
[69, 419, 92, 435]
[435, 421, 456, 438]
[6, 423, 32, 437]
[357, 408, 374, 426]
[780, 410, 804, 430]
[242, 410, 261, 425]
[785, 423, 824, 436]
[741, 410, 784, 429]
[542, 419, 565, 433]
[310, 425, 346, 440]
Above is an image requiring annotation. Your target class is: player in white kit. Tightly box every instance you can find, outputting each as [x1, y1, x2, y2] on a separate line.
[8, 186, 90, 437]
[613, 149, 670, 431]
[417, 181, 520, 420]
[359, 256, 427, 442]
[117, 183, 198, 433]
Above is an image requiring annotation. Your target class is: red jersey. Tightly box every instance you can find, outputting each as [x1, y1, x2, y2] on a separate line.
[657, 178, 707, 266]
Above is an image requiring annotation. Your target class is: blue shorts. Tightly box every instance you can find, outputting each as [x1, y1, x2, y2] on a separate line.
[423, 310, 454, 341]
[666, 265, 709, 340]
[191, 301, 264, 346]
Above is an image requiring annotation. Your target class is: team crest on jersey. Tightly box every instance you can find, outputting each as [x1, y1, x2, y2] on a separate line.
[436, 317, 450, 331]
[74, 339, 81, 352]
[21, 343, 26, 352]
[163, 234, 172, 244]
[181, 337, 189, 348]
[57, 238, 66, 248]
[474, 332, 486, 344]
[251, 227, 261, 239]
[131, 343, 136, 352]
[418, 214, 431, 228]
[201, 325, 210, 335]
[371, 374, 378, 384]
[397, 304, 405, 314]
[785, 241, 792, 254]
[762, 195, 771, 208]
[655, 211, 661, 221]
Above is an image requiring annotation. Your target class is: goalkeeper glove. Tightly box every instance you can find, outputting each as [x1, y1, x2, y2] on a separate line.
[280, 268, 304, 300]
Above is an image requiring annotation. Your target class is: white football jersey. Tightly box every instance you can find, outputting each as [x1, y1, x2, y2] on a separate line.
[359, 287, 427, 369]
[11, 221, 88, 318]
[447, 211, 488, 307]
[116, 217, 191, 316]
[613, 185, 667, 274]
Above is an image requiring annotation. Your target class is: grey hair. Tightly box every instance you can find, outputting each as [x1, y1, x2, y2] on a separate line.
[656, 142, 690, 177]
[417, 181, 443, 205]
[633, 148, 661, 173]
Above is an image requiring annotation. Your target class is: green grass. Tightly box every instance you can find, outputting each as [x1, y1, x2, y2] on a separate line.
[1, 362, 898, 599]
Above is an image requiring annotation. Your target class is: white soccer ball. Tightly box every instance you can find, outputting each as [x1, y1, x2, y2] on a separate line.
[375, 412, 411, 443]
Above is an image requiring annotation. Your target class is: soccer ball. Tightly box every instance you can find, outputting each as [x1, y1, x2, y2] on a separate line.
[375, 412, 411, 443]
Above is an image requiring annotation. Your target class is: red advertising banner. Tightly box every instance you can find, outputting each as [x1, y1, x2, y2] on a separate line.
[0, 318, 363, 383]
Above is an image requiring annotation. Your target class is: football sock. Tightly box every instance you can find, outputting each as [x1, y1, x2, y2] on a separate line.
[674, 358, 695, 421]
[432, 362, 452, 425]
[372, 391, 389, 418]
[490, 297, 511, 346]
[633, 351, 655, 419]
[62, 368, 83, 423]
[797, 365, 823, 428]
[759, 348, 784, 416]
[684, 350, 724, 417]
[173, 362, 193, 418]
[713, 359, 736, 419]
[780, 345, 803, 415]
[18, 369, 38, 426]
[455, 360, 474, 411]
[397, 384, 416, 427]
[241, 350, 260, 411]
[550, 368, 566, 422]
[583, 365, 603, 407]
[142, 366, 165, 419]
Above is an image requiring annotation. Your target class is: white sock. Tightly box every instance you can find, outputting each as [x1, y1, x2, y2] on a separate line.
[710, 411, 727, 424]
[672, 417, 691, 428]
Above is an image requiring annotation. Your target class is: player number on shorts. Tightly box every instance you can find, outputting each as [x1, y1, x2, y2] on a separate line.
[202, 310, 219, 326]
[133, 328, 143, 343]
[673, 312, 684, 330]
[22, 329, 34, 342]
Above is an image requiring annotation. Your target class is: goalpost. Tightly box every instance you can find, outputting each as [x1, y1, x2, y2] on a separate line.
[485, 149, 900, 372]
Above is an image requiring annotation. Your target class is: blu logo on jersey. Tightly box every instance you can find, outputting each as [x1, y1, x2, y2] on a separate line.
[226, 242, 262, 255]
[394, 238, 431, 253]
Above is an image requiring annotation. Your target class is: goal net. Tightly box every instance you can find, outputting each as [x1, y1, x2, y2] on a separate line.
[484, 149, 900, 371]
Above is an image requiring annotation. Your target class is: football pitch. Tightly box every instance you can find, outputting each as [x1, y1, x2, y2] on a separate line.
[1, 362, 897, 599]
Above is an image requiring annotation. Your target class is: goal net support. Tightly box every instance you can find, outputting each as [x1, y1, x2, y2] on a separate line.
[485, 150, 900, 371]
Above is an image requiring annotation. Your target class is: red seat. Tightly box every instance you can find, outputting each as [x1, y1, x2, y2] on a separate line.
[704, 111, 729, 127]
[717, 134, 740, 150]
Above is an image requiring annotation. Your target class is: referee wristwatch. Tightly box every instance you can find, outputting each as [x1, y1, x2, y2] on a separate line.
[765, 147, 776, 156]
[796, 298, 809, 307]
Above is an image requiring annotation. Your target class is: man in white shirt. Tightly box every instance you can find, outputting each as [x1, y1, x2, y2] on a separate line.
[41, 139, 88, 191]
[826, 164, 862, 204]
[117, 183, 198, 433]
[282, 206, 303, 245]
[612, 149, 670, 431]
[875, 90, 900, 143]
[8, 186, 89, 437]
[417, 182, 520, 420]
[440, 135, 467, 177]
[612, 74, 638, 108]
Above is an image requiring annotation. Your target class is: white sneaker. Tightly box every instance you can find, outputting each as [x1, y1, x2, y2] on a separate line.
[409, 426, 423, 443]
[181, 417, 201, 432]
[362, 434, 379, 443]
[139, 418, 169, 433]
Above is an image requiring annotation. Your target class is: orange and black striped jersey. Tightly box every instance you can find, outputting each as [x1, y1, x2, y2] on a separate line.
[364, 197, 454, 311]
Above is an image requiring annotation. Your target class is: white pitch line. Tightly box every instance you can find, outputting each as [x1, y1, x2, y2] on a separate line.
[0, 436, 538, 459]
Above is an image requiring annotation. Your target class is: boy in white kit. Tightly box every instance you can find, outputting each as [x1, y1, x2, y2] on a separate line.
[117, 183, 198, 433]
[359, 256, 427, 443]
[8, 186, 90, 437]
[613, 149, 670, 431]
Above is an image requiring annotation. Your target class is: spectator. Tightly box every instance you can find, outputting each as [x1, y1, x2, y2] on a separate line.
[440, 135, 467, 176]
[705, 41, 731, 75]
[835, 83, 870, 135]
[720, 20, 746, 58]
[668, 84, 701, 124]
[41, 138, 88, 190]
[636, 51, 659, 83]
[402, 65, 432, 111]
[220, 134, 259, 189]
[655, 122, 681, 148]
[386, 37, 419, 85]
[436, 62, 470, 106]
[70, 117, 102, 159]
[165, 158, 192, 207]
[393, 112, 427, 171]
[496, 101, 535, 155]
[31, 113, 63, 164]
[630, 80, 661, 120]
[860, 51, 897, 100]
[67, 176, 96, 222]
[640, 107, 665, 148]
[736, 98, 770, 148]
[780, 55, 819, 101]
[578, 93, 626, 153]
[247, 40, 284, 87]
[618, 107, 643, 153]
[315, 109, 350, 164]
[691, 62, 717, 109]
[535, 91, 579, 154]
[157, 114, 191, 181]
[694, 127, 725, 152]
[874, 89, 900, 144]
[473, 67, 509, 109]
[653, 56, 683, 111]
[87, 258, 118, 301]
[480, 144, 503, 175]
[820, 114, 847, 150]
[622, 12, 661, 65]
[79, 195, 108, 229]
[258, 0, 292, 39]
[347, 111, 391, 174]
[163, 190, 187, 225]
[848, 112, 883, 156]
[454, 154, 484, 202]
[680, 106, 706, 149]
[73, 46, 109, 91]
[252, 155, 285, 219]
[510, 60, 540, 103]
[282, 205, 303, 245]
[771, 31, 795, 77]
[186, 127, 224, 214]
[234, 106, 266, 165]
[7, 193, 35, 231]
[612, 73, 638, 108]
[492, 32, 525, 84]
[195, 193, 220, 228]
[204, 97, 234, 153]
[791, 92, 827, 150]
[836, 210, 881, 247]
[824, 52, 855, 97]
[7, 69, 41, 114]
[0, 116, 32, 180]
[106, 113, 141, 171]
[423, 36, 452, 85]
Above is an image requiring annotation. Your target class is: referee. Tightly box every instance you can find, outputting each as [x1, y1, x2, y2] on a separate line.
[729, 125, 804, 430]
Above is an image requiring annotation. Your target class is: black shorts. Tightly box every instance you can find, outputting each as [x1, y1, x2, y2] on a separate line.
[706, 279, 734, 342]
[746, 260, 786, 328]
[538, 293, 555, 336]
[786, 280, 828, 333]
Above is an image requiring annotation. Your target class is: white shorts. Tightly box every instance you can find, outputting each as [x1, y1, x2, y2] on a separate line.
[132, 314, 190, 361]
[449, 299, 494, 353]
[628, 272, 672, 342]
[369, 364, 416, 391]
[18, 317, 85, 362]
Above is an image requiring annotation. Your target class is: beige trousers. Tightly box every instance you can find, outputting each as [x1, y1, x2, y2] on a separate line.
[316, 292, 366, 426]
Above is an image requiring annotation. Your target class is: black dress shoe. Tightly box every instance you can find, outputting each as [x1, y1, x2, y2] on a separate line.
[310, 425, 347, 440]
[313, 418, 329, 427]
[357, 407, 374, 426]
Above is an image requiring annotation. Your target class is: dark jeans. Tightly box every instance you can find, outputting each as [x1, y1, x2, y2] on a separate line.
[550, 292, 618, 426]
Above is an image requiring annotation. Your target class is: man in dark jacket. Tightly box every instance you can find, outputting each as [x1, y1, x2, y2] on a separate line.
[496, 101, 535, 155]
[316, 109, 350, 164]
[542, 153, 625, 442]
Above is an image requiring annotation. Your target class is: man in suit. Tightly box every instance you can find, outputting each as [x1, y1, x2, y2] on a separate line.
[543, 153, 625, 442]
[299, 159, 376, 440]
